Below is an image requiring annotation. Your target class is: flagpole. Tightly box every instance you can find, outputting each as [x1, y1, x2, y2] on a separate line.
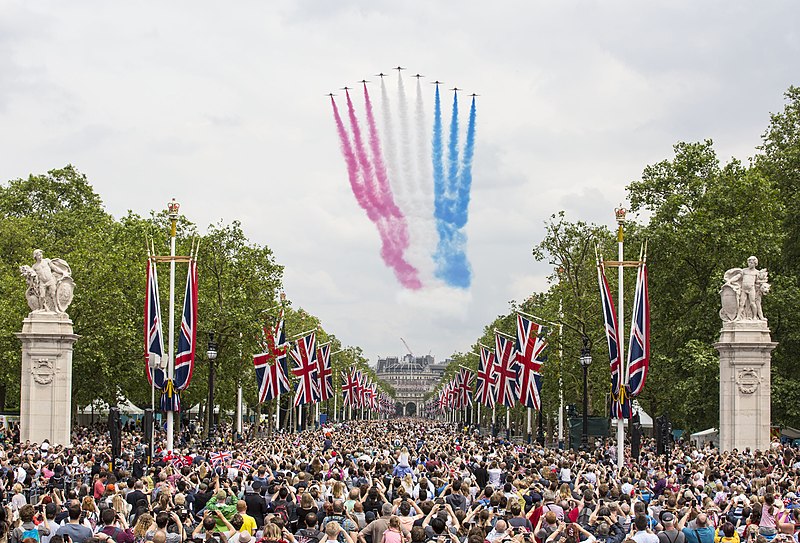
[558, 295, 564, 448]
[616, 206, 626, 469]
[166, 199, 179, 452]
[526, 408, 532, 441]
[236, 332, 243, 438]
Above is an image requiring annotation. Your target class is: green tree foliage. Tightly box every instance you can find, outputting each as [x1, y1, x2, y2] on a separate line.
[450, 87, 800, 434]
[0, 166, 384, 419]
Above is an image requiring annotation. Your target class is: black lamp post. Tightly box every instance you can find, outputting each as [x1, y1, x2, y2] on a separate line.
[206, 332, 218, 437]
[579, 337, 592, 450]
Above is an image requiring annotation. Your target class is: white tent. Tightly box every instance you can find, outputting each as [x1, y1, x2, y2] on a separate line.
[690, 427, 719, 448]
[611, 400, 653, 428]
[78, 398, 144, 416]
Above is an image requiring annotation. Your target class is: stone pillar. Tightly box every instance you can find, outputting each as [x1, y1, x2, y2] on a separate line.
[715, 321, 776, 452]
[16, 313, 78, 446]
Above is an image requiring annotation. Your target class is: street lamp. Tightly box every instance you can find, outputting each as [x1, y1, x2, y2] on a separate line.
[579, 337, 592, 450]
[206, 332, 218, 437]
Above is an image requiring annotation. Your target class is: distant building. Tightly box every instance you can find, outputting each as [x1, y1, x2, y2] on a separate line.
[376, 354, 448, 416]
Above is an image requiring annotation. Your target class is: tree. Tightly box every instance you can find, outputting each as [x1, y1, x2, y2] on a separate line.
[628, 140, 785, 430]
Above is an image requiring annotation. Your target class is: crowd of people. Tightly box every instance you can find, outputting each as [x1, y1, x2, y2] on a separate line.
[1, 418, 799, 543]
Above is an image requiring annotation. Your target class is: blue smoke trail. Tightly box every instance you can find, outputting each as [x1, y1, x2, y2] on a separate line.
[445, 91, 460, 223]
[433, 89, 472, 288]
[453, 96, 476, 229]
[432, 85, 445, 223]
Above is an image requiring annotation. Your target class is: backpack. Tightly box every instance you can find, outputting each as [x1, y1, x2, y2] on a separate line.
[273, 503, 290, 525]
[21, 527, 40, 543]
[295, 529, 322, 543]
[577, 507, 593, 526]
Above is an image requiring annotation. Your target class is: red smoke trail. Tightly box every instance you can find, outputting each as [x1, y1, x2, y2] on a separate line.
[331, 96, 379, 222]
[333, 95, 421, 290]
[344, 90, 383, 214]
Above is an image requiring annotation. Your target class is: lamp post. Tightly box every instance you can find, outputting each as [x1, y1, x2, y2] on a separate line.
[579, 337, 592, 450]
[206, 332, 218, 438]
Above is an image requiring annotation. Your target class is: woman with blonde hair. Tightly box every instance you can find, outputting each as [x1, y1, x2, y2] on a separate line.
[81, 495, 98, 528]
[9, 484, 26, 514]
[112, 493, 131, 520]
[133, 513, 154, 543]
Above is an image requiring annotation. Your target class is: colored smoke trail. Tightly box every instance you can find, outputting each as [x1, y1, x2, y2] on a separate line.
[446, 90, 460, 220]
[414, 76, 436, 282]
[344, 90, 382, 214]
[431, 85, 445, 222]
[433, 90, 473, 288]
[362, 83, 399, 217]
[380, 77, 406, 213]
[434, 224, 471, 289]
[331, 96, 377, 222]
[415, 77, 431, 211]
[345, 91, 421, 290]
[454, 96, 477, 229]
[396, 72, 416, 203]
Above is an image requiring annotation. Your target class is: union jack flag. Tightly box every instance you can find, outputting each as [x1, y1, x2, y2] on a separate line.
[475, 344, 497, 407]
[368, 382, 378, 410]
[626, 257, 650, 397]
[144, 259, 166, 391]
[170, 455, 192, 469]
[254, 309, 290, 403]
[316, 343, 333, 402]
[169, 258, 198, 412]
[291, 331, 319, 406]
[234, 458, 254, 473]
[494, 332, 519, 408]
[341, 368, 358, 407]
[457, 369, 473, 408]
[516, 314, 547, 410]
[597, 255, 629, 419]
[209, 451, 232, 466]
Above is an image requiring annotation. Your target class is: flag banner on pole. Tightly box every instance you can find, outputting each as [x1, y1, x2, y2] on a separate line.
[359, 375, 372, 409]
[476, 345, 497, 408]
[368, 382, 378, 410]
[174, 259, 198, 393]
[352, 370, 364, 408]
[597, 254, 629, 419]
[291, 331, 319, 406]
[626, 256, 650, 397]
[144, 258, 166, 391]
[457, 368, 473, 408]
[254, 308, 290, 402]
[341, 368, 358, 407]
[494, 332, 519, 408]
[515, 313, 547, 410]
[317, 343, 333, 402]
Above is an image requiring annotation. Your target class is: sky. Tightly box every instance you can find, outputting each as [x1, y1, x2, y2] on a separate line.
[1, 1, 798, 366]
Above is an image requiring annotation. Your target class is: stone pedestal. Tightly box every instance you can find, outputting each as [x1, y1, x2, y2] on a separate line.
[16, 313, 78, 446]
[715, 320, 776, 452]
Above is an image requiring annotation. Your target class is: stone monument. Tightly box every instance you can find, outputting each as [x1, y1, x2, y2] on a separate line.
[16, 249, 77, 446]
[715, 256, 776, 452]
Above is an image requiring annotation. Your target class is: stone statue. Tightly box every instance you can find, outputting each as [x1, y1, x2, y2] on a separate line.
[19, 249, 75, 314]
[719, 256, 769, 322]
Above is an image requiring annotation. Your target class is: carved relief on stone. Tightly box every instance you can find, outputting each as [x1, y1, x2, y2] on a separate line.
[736, 368, 761, 394]
[31, 358, 55, 385]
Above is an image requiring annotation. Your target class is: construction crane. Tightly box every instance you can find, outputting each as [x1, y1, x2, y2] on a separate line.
[400, 338, 414, 372]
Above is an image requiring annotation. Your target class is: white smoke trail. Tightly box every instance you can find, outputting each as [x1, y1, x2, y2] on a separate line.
[414, 76, 437, 285]
[380, 77, 410, 219]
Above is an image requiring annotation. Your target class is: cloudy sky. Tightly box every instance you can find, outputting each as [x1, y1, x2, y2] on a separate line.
[2, 1, 798, 365]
